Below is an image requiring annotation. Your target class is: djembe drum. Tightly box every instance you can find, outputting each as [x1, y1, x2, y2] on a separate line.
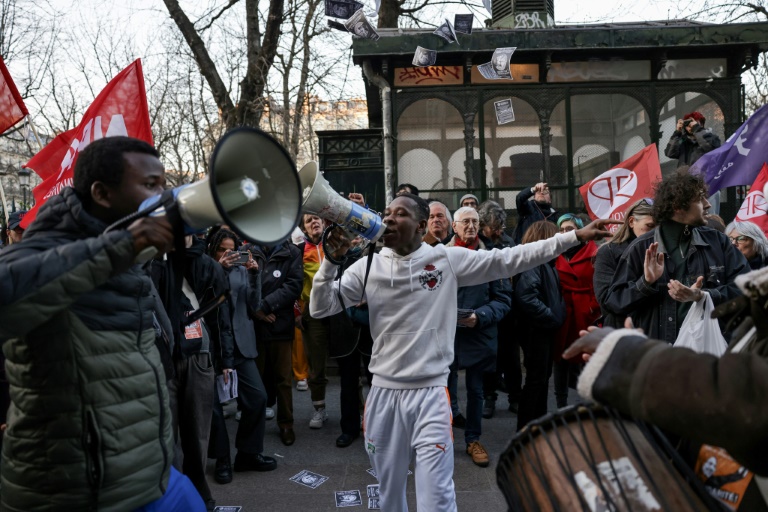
[497, 404, 723, 511]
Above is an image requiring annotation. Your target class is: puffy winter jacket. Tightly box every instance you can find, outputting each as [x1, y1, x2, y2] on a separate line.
[0, 188, 173, 511]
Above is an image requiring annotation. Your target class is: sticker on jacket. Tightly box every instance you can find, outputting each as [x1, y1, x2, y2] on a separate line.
[695, 444, 753, 510]
[419, 264, 443, 291]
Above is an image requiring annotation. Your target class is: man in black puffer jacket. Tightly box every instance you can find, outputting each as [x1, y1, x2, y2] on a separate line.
[0, 137, 205, 511]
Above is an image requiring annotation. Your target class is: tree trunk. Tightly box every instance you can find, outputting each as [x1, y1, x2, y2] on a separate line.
[236, 0, 285, 128]
[377, 0, 402, 28]
[162, 0, 236, 127]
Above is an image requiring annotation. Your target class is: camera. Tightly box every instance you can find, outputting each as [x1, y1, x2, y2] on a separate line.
[683, 118, 694, 128]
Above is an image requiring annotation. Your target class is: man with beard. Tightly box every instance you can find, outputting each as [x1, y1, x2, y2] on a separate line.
[603, 173, 748, 343]
[309, 193, 615, 512]
[513, 182, 559, 244]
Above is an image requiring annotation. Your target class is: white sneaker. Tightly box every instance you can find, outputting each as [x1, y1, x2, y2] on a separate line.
[296, 379, 308, 391]
[309, 407, 327, 429]
[265, 407, 275, 420]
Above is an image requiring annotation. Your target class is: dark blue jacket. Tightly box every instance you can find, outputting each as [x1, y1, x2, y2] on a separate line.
[447, 237, 513, 371]
[603, 225, 748, 343]
[513, 186, 560, 245]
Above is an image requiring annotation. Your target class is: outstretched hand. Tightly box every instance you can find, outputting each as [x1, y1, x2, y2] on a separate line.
[574, 219, 621, 242]
[563, 317, 640, 362]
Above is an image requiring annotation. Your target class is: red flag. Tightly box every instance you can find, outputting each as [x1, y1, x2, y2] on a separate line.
[579, 144, 662, 226]
[21, 59, 152, 228]
[0, 56, 29, 134]
[734, 163, 768, 236]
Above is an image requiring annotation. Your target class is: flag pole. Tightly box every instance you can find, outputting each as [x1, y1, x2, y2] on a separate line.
[0, 178, 9, 226]
[25, 116, 44, 152]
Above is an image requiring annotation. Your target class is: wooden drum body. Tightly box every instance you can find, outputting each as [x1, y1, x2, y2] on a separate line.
[496, 405, 719, 511]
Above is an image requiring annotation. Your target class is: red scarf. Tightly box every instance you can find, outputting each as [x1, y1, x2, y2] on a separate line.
[454, 236, 479, 250]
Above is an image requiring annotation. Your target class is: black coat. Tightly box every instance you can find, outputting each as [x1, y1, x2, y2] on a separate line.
[593, 240, 631, 328]
[514, 261, 565, 330]
[664, 126, 721, 167]
[248, 242, 303, 342]
[147, 238, 236, 370]
[603, 226, 749, 343]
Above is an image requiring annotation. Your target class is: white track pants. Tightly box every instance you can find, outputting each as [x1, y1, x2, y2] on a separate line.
[363, 385, 457, 512]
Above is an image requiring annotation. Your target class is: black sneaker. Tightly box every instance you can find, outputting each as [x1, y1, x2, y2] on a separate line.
[336, 432, 358, 448]
[233, 452, 278, 472]
[452, 413, 466, 429]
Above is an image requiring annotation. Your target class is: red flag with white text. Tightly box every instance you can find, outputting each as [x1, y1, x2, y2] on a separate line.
[579, 144, 662, 226]
[0, 56, 29, 134]
[734, 163, 768, 236]
[21, 59, 152, 228]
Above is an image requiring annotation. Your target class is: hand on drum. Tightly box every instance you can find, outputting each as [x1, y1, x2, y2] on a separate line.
[564, 317, 639, 362]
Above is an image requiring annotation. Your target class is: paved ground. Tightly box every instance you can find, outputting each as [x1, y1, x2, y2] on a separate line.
[207, 372, 580, 511]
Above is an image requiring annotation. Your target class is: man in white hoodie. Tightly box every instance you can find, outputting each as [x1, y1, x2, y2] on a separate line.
[310, 193, 614, 512]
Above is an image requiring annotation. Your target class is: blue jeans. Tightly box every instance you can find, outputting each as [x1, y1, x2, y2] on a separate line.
[134, 467, 206, 511]
[447, 368, 484, 444]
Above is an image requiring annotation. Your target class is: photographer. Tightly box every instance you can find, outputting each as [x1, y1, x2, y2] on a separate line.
[664, 111, 723, 213]
[664, 111, 722, 167]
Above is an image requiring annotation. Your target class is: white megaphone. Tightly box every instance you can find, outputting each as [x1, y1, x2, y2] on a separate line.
[298, 161, 384, 243]
[137, 127, 302, 247]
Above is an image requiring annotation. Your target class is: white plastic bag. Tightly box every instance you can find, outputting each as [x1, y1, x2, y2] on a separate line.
[673, 292, 727, 356]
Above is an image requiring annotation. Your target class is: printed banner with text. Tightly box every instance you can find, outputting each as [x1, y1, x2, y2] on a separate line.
[22, 59, 152, 228]
[0, 56, 29, 135]
[579, 144, 661, 225]
[690, 104, 768, 195]
[734, 163, 768, 236]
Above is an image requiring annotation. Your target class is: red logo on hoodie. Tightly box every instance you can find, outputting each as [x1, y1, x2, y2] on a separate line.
[419, 264, 443, 291]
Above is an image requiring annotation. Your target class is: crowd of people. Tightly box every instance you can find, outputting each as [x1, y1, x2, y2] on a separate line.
[0, 113, 767, 511]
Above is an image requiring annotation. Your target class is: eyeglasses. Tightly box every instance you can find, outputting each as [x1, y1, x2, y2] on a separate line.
[639, 198, 654, 206]
[458, 219, 479, 227]
[729, 235, 750, 244]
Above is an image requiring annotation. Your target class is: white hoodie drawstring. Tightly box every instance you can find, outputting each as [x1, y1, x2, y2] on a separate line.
[387, 252, 416, 289]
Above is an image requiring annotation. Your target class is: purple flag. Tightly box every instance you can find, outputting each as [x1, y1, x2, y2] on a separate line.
[690, 104, 768, 195]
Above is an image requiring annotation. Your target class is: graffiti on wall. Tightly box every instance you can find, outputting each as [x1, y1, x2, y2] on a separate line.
[395, 66, 463, 86]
